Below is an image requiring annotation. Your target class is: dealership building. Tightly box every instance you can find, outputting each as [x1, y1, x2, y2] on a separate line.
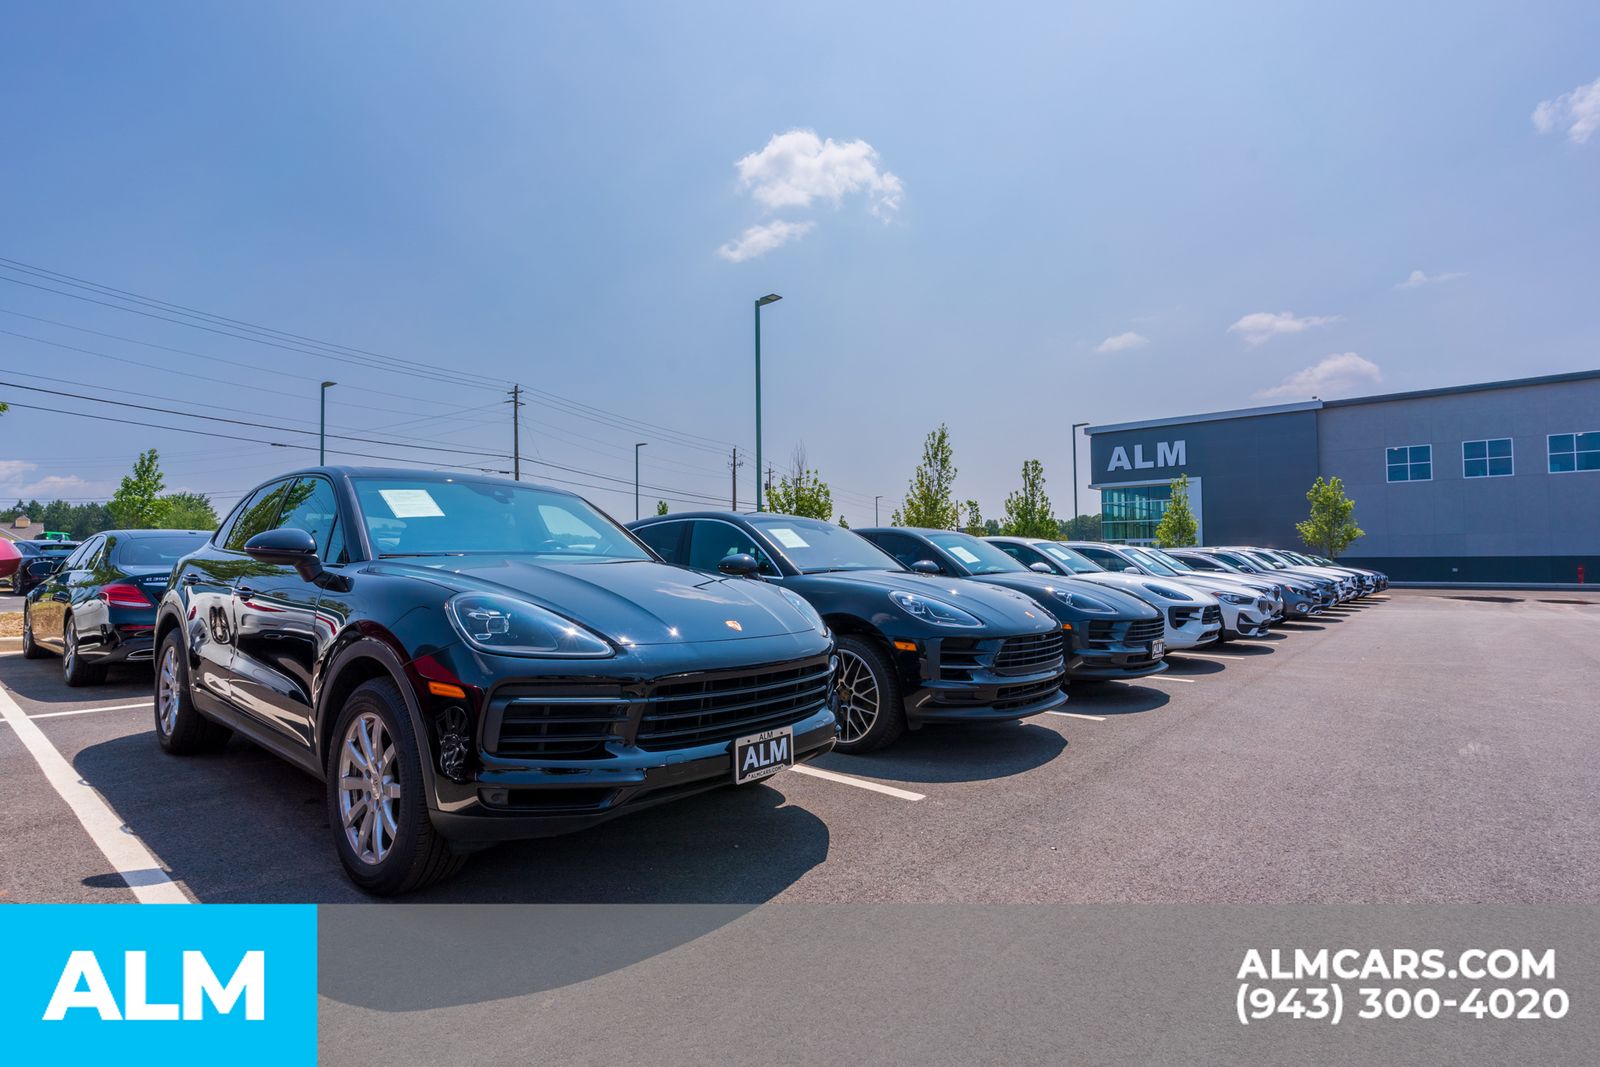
[1085, 369, 1600, 583]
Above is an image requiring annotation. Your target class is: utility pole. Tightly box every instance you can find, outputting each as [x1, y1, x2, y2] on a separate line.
[765, 465, 775, 507]
[510, 385, 525, 480]
[874, 494, 883, 525]
[729, 446, 744, 510]
[319, 381, 336, 464]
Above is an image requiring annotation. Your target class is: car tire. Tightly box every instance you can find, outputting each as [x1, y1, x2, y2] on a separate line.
[831, 634, 907, 755]
[61, 615, 108, 687]
[154, 628, 232, 754]
[21, 605, 50, 659]
[325, 678, 465, 896]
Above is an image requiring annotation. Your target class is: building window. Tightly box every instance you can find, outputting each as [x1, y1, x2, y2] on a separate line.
[1462, 438, 1513, 478]
[1101, 484, 1171, 544]
[1386, 444, 1432, 483]
[1548, 432, 1600, 474]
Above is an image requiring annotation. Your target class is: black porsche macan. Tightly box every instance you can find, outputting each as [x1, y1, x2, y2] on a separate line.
[153, 468, 839, 894]
[629, 511, 1068, 753]
[855, 527, 1169, 681]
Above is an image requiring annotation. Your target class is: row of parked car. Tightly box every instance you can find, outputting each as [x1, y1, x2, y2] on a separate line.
[11, 466, 1385, 893]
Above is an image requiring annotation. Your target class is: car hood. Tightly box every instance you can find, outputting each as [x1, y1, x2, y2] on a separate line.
[970, 573, 1160, 619]
[1071, 571, 1220, 606]
[783, 568, 1058, 632]
[372, 556, 816, 646]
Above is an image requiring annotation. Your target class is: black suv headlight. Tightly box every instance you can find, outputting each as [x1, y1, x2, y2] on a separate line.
[446, 592, 613, 658]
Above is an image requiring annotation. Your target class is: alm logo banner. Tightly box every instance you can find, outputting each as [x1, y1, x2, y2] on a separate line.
[0, 904, 316, 1064]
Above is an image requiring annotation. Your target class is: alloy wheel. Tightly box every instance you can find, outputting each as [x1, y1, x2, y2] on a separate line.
[156, 643, 180, 736]
[337, 712, 401, 866]
[62, 622, 76, 675]
[835, 649, 881, 744]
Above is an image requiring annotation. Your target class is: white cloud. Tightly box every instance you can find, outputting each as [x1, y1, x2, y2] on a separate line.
[0, 459, 39, 484]
[1254, 353, 1383, 401]
[1533, 76, 1600, 144]
[1095, 331, 1148, 353]
[715, 220, 816, 263]
[1396, 269, 1465, 289]
[1228, 310, 1340, 345]
[717, 129, 902, 261]
[734, 129, 903, 217]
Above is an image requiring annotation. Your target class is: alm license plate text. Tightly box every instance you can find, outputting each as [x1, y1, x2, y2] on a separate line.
[733, 726, 794, 785]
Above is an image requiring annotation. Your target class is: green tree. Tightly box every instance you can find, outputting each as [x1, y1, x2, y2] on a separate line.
[1296, 476, 1364, 557]
[160, 491, 219, 530]
[982, 517, 1002, 536]
[107, 449, 169, 529]
[655, 500, 669, 515]
[1059, 513, 1103, 540]
[1153, 474, 1199, 547]
[891, 424, 960, 528]
[1000, 459, 1058, 539]
[838, 514, 850, 528]
[961, 499, 985, 536]
[767, 468, 834, 520]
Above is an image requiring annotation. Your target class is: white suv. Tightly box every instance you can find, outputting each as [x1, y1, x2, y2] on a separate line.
[1065, 542, 1276, 640]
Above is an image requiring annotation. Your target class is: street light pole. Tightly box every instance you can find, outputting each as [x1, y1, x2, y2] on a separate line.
[1070, 421, 1089, 532]
[874, 495, 883, 525]
[320, 381, 337, 464]
[634, 442, 647, 520]
[754, 294, 782, 511]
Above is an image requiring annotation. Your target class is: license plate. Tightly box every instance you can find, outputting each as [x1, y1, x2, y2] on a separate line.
[1150, 639, 1165, 658]
[733, 726, 794, 785]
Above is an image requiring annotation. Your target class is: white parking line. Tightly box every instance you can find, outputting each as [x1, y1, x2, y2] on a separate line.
[29, 701, 151, 720]
[0, 683, 188, 903]
[1144, 675, 1196, 684]
[1046, 710, 1107, 722]
[789, 764, 925, 801]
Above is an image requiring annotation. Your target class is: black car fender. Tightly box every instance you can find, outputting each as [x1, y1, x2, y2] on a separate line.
[315, 632, 440, 805]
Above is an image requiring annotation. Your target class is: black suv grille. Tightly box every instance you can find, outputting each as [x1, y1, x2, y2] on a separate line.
[491, 686, 631, 759]
[994, 632, 1066, 674]
[938, 633, 1065, 681]
[992, 676, 1064, 711]
[1082, 617, 1164, 649]
[636, 657, 833, 751]
[1168, 606, 1199, 627]
[1201, 605, 1222, 625]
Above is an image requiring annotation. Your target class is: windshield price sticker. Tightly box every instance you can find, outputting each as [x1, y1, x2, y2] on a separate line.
[377, 488, 445, 518]
[949, 545, 981, 564]
[1234, 948, 1569, 1025]
[768, 527, 810, 549]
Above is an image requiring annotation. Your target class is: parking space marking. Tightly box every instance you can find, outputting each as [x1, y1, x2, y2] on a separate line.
[28, 701, 151, 720]
[789, 764, 925, 801]
[0, 682, 188, 904]
[1143, 675, 1196, 683]
[1046, 711, 1107, 722]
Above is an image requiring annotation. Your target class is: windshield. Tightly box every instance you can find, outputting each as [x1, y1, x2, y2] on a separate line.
[115, 533, 209, 567]
[1247, 551, 1288, 569]
[1038, 542, 1104, 573]
[748, 515, 901, 573]
[926, 532, 1027, 575]
[1124, 547, 1183, 577]
[1143, 547, 1196, 573]
[353, 478, 650, 561]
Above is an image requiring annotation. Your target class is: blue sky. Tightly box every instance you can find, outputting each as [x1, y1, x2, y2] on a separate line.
[2, 2, 1597, 523]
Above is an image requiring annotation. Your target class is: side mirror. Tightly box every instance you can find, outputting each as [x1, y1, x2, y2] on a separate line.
[1028, 562, 1053, 574]
[25, 558, 61, 580]
[718, 552, 761, 577]
[244, 528, 326, 584]
[909, 559, 941, 575]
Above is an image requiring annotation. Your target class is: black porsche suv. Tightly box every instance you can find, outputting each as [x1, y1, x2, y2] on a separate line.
[154, 468, 838, 894]
[629, 511, 1068, 753]
[856, 527, 1168, 681]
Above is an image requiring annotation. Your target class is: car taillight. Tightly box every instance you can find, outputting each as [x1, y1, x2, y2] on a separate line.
[99, 583, 152, 606]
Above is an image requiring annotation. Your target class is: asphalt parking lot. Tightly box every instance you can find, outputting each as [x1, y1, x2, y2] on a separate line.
[2, 589, 1598, 907]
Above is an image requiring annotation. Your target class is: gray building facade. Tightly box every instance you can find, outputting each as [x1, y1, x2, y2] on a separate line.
[1086, 370, 1600, 583]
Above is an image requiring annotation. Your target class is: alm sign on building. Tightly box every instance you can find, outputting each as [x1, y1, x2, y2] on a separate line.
[1107, 440, 1186, 473]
